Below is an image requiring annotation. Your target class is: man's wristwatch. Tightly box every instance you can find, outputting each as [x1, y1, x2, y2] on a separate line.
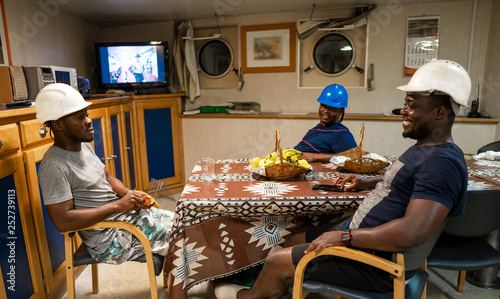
[341, 230, 352, 247]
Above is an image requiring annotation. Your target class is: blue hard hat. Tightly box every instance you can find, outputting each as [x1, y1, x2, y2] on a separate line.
[317, 84, 348, 108]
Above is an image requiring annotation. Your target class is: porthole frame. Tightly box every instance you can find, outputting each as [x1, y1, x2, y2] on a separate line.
[311, 32, 356, 77]
[197, 39, 234, 79]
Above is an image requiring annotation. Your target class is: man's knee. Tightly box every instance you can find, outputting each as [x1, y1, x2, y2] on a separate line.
[264, 248, 294, 271]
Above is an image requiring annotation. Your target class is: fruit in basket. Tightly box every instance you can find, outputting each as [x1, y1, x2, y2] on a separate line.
[252, 148, 308, 168]
[298, 159, 310, 169]
[250, 157, 262, 168]
[282, 148, 302, 163]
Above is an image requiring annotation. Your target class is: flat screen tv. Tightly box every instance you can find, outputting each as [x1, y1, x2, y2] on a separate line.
[95, 41, 169, 93]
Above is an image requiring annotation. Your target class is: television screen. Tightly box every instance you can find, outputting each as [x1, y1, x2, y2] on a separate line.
[95, 41, 169, 92]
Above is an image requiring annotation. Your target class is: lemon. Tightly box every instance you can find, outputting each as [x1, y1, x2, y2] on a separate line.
[250, 157, 261, 168]
[270, 152, 278, 161]
[298, 159, 310, 169]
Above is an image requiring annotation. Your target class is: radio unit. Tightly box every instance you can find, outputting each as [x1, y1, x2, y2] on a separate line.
[23, 66, 56, 101]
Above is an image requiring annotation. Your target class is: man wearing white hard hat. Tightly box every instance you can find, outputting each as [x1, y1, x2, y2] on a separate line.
[36, 83, 173, 264]
[214, 60, 469, 299]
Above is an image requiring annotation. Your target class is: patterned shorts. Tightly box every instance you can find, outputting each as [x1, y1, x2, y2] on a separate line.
[90, 207, 174, 264]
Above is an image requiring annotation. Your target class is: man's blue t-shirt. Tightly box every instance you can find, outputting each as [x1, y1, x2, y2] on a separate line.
[350, 142, 468, 230]
[294, 122, 357, 154]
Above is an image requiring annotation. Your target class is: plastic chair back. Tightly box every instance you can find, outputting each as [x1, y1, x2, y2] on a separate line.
[444, 189, 500, 237]
[403, 219, 447, 271]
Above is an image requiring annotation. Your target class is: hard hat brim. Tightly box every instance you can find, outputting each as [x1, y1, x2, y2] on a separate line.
[317, 98, 345, 108]
[38, 101, 92, 126]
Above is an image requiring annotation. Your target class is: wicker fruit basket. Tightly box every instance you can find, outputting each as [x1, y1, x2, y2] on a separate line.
[263, 129, 310, 180]
[340, 123, 390, 174]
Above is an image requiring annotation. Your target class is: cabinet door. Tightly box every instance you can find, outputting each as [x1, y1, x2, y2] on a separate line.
[135, 99, 184, 190]
[0, 154, 45, 299]
[88, 108, 111, 169]
[107, 106, 125, 185]
[24, 143, 66, 296]
[122, 104, 138, 190]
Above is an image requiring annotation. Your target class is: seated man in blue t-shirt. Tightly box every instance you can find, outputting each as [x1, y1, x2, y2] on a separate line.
[214, 60, 470, 299]
[295, 84, 357, 162]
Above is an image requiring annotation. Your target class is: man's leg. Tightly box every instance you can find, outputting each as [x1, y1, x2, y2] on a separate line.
[238, 247, 295, 299]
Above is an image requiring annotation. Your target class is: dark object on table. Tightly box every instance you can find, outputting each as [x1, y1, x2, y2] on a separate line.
[6, 100, 32, 108]
[427, 189, 500, 291]
[312, 184, 344, 192]
[477, 140, 500, 154]
[78, 77, 91, 99]
[392, 108, 402, 115]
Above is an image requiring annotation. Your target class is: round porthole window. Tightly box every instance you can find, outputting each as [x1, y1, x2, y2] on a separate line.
[312, 33, 355, 76]
[197, 39, 233, 79]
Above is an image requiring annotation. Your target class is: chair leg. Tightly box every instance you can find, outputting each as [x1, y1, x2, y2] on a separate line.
[91, 264, 99, 294]
[420, 261, 427, 299]
[163, 257, 168, 288]
[65, 234, 76, 299]
[145, 253, 159, 299]
[457, 270, 466, 292]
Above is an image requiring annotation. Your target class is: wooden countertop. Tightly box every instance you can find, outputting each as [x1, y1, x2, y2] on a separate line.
[2, 94, 497, 125]
[181, 112, 500, 123]
[0, 93, 185, 126]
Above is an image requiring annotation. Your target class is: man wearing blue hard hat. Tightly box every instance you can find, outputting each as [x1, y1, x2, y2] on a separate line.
[295, 84, 357, 162]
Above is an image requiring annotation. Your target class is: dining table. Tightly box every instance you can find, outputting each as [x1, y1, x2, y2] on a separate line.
[165, 155, 500, 299]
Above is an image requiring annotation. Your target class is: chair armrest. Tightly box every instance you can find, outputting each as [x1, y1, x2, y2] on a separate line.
[64, 220, 154, 259]
[293, 246, 405, 299]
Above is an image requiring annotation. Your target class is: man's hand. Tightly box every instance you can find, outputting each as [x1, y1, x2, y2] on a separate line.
[127, 190, 156, 209]
[332, 174, 368, 191]
[116, 191, 146, 212]
[305, 231, 344, 255]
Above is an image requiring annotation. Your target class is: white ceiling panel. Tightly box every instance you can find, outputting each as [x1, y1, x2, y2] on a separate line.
[28, 0, 466, 27]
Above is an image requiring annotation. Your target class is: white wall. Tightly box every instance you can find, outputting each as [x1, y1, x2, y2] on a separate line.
[181, 117, 497, 176]
[4, 0, 100, 80]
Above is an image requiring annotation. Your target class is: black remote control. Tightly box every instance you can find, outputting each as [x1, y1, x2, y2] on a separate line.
[312, 184, 344, 192]
[6, 101, 32, 108]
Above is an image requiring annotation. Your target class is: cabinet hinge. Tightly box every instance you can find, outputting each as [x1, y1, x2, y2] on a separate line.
[43, 278, 47, 288]
[24, 161, 27, 172]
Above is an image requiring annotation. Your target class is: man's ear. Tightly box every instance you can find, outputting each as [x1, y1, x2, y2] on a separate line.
[50, 120, 63, 131]
[435, 106, 446, 120]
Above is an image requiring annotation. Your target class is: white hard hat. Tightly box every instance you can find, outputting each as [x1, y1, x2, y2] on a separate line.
[35, 83, 91, 126]
[397, 60, 471, 111]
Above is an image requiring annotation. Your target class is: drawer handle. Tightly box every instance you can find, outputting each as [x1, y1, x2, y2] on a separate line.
[107, 154, 118, 160]
[39, 127, 48, 137]
[125, 146, 131, 150]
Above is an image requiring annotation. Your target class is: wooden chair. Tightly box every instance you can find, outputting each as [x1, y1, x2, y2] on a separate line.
[293, 221, 446, 299]
[427, 189, 500, 292]
[65, 219, 167, 299]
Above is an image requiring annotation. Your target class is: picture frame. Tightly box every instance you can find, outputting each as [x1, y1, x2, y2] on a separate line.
[0, 0, 11, 66]
[241, 22, 295, 73]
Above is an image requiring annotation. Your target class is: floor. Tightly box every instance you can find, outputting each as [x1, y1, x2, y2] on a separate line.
[62, 194, 500, 299]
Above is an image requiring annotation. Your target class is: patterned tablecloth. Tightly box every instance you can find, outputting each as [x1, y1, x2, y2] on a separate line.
[165, 156, 500, 299]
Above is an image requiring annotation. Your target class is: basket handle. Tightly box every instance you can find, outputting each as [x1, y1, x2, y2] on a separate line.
[358, 122, 365, 159]
[275, 128, 284, 164]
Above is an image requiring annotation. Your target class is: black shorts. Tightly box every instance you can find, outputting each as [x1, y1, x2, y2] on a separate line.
[291, 218, 393, 293]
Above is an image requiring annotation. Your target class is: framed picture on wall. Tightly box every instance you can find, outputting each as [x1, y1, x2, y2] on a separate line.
[0, 0, 11, 66]
[241, 22, 296, 73]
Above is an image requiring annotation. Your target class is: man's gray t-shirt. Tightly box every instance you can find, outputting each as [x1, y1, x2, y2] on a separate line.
[38, 142, 122, 254]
